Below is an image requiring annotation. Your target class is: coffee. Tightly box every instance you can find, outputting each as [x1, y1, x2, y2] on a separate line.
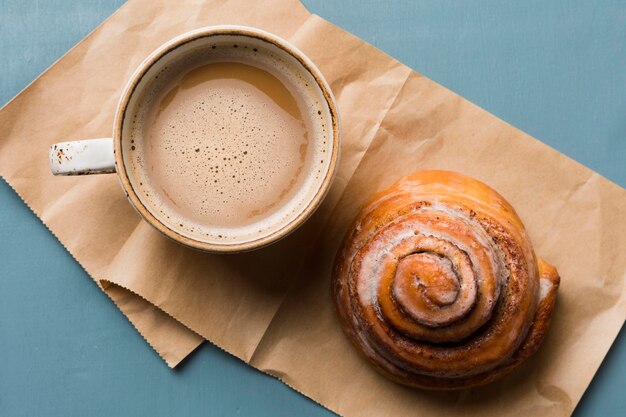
[124, 39, 332, 244]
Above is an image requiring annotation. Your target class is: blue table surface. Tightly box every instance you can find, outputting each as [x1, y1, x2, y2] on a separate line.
[1, 1, 624, 416]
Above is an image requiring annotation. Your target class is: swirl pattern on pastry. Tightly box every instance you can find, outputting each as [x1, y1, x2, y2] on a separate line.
[333, 171, 559, 390]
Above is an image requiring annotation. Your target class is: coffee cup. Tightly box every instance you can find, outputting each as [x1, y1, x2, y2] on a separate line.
[49, 25, 340, 253]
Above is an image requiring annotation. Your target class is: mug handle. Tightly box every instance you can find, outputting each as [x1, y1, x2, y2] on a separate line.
[49, 138, 116, 175]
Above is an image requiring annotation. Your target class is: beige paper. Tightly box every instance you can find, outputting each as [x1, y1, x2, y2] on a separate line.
[1, 0, 624, 416]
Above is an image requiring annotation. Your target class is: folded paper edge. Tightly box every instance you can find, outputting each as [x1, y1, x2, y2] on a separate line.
[100, 280, 204, 368]
[0, 172, 202, 368]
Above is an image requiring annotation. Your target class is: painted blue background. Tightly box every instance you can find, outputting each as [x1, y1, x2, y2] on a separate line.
[1, 1, 624, 416]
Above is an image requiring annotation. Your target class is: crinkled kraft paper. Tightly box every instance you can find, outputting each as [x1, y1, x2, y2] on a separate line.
[0, 1, 624, 416]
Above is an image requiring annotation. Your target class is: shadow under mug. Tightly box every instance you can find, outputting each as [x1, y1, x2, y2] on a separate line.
[49, 25, 340, 253]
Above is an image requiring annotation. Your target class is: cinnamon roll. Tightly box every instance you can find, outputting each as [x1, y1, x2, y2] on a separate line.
[333, 171, 559, 390]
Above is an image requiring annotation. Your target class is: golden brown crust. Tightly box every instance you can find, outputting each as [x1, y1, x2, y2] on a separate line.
[332, 171, 560, 390]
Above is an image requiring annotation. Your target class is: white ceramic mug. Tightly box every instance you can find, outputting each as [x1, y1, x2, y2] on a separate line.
[49, 26, 340, 253]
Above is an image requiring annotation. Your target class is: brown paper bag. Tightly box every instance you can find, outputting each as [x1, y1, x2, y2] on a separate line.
[1, 0, 624, 416]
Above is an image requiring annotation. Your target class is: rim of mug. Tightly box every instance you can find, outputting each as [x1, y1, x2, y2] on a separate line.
[112, 25, 340, 253]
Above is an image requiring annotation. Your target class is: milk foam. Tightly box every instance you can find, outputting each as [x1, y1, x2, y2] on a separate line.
[123, 37, 332, 244]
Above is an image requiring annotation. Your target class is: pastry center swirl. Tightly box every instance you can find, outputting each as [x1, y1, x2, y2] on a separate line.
[396, 253, 460, 307]
[391, 239, 478, 328]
